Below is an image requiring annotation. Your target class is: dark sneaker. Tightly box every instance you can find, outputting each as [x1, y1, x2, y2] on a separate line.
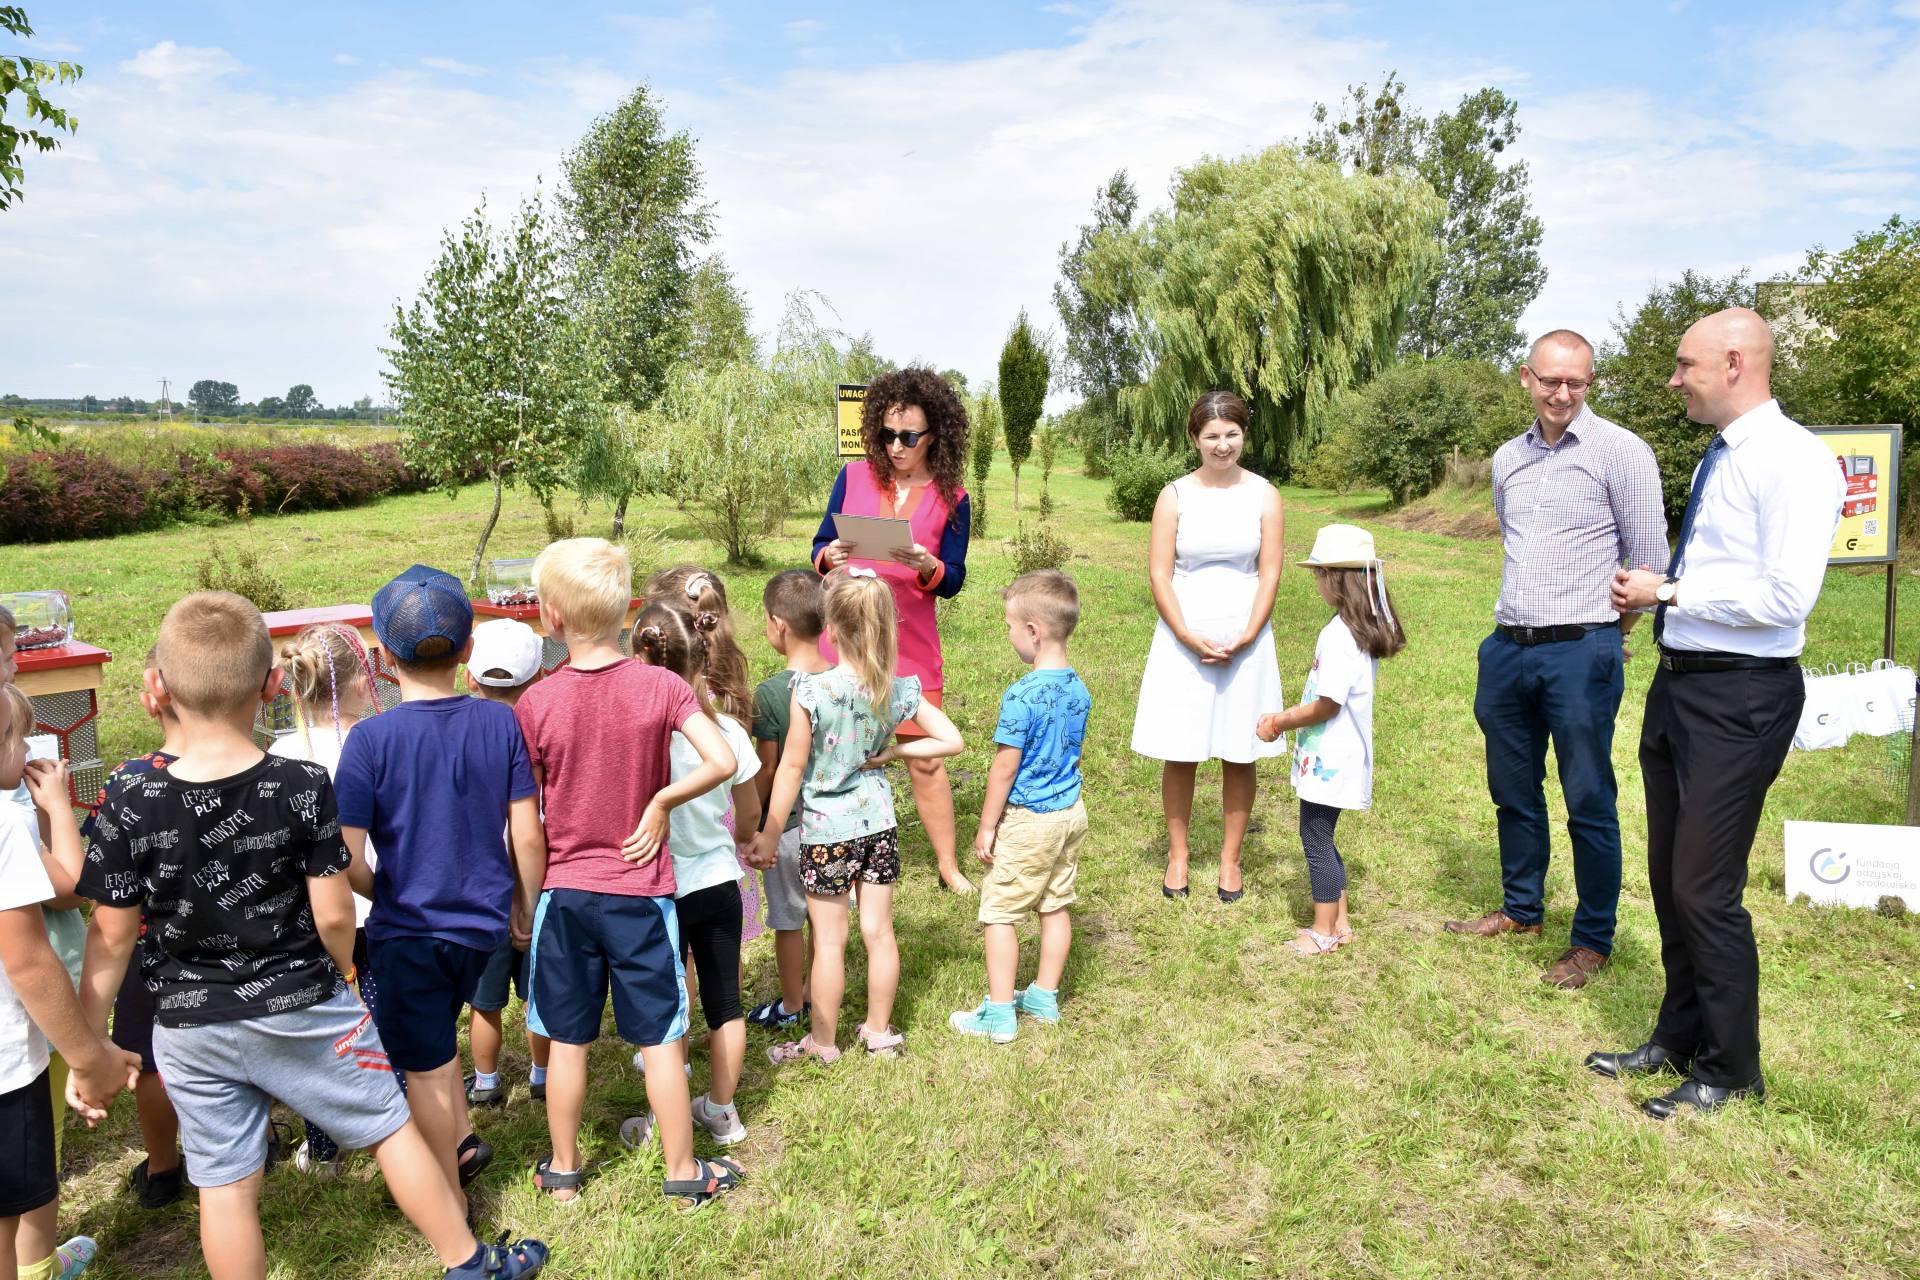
[445, 1234, 548, 1279]
[745, 997, 808, 1030]
[130, 1157, 186, 1209]
[465, 1072, 507, 1108]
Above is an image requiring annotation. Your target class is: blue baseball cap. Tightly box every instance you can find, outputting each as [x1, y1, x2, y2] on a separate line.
[371, 564, 472, 663]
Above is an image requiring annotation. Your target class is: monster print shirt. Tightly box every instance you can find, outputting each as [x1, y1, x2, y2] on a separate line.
[78, 753, 350, 1028]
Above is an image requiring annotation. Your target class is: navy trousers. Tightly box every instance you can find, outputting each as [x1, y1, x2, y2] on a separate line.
[1472, 626, 1626, 955]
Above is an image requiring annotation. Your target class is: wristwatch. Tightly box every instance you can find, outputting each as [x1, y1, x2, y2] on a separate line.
[1654, 577, 1679, 605]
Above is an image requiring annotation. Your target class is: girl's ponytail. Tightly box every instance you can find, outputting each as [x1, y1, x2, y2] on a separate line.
[643, 564, 751, 722]
[631, 602, 717, 719]
[278, 624, 379, 751]
[823, 569, 898, 721]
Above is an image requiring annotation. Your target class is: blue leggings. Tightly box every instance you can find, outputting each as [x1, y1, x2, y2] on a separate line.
[1299, 800, 1346, 904]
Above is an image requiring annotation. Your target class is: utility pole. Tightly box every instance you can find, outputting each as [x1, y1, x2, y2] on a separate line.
[156, 378, 172, 419]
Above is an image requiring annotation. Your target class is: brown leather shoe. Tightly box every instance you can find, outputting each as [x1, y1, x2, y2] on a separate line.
[1541, 946, 1608, 989]
[1442, 909, 1542, 937]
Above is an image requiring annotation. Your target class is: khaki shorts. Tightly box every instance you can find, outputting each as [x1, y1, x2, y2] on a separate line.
[978, 800, 1088, 925]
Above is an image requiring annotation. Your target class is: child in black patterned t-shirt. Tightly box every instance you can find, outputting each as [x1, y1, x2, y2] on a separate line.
[69, 591, 549, 1280]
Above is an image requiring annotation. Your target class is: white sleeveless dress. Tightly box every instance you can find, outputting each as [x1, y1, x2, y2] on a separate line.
[1130, 472, 1288, 764]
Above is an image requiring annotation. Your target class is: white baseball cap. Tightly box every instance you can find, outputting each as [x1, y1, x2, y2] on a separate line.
[467, 619, 543, 688]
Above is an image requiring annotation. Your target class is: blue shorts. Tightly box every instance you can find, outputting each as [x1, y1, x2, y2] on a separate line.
[470, 942, 530, 1013]
[364, 937, 493, 1072]
[525, 888, 686, 1048]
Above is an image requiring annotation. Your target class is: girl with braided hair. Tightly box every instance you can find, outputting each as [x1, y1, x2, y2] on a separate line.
[628, 603, 761, 1147]
[268, 624, 396, 1176]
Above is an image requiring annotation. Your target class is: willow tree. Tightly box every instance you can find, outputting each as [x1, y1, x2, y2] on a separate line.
[1126, 145, 1443, 477]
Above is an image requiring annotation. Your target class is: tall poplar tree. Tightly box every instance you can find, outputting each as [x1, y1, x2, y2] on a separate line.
[998, 312, 1050, 514]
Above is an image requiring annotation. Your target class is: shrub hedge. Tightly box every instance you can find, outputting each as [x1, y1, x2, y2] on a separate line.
[1105, 441, 1189, 521]
[0, 441, 440, 543]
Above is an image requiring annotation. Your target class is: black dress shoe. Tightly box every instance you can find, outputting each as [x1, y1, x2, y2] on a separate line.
[1641, 1076, 1765, 1120]
[1217, 885, 1244, 904]
[1162, 882, 1189, 899]
[1584, 1041, 1692, 1080]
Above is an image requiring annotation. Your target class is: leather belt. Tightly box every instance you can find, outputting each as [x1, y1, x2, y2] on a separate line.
[1496, 622, 1617, 646]
[1656, 647, 1797, 673]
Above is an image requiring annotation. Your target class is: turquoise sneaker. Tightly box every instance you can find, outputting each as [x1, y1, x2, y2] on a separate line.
[948, 999, 1017, 1043]
[1014, 986, 1060, 1023]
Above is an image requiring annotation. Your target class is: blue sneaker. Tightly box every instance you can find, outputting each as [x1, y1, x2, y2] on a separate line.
[745, 997, 808, 1030]
[1014, 986, 1060, 1023]
[948, 999, 1017, 1043]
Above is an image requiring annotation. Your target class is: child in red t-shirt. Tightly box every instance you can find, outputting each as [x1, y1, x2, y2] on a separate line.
[513, 539, 743, 1209]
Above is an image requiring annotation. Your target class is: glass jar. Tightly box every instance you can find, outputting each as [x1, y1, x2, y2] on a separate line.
[0, 590, 74, 650]
[485, 557, 539, 607]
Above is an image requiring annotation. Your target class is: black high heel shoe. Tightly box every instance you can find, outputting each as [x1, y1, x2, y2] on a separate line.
[1162, 881, 1189, 899]
[1217, 885, 1245, 904]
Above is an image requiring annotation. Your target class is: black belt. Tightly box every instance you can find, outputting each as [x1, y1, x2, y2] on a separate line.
[1496, 622, 1617, 646]
[1656, 647, 1797, 673]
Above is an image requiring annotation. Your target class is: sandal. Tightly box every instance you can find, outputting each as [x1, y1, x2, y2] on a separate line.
[856, 1023, 905, 1057]
[618, 1113, 655, 1150]
[663, 1155, 742, 1211]
[766, 1034, 841, 1066]
[444, 1232, 549, 1278]
[1287, 927, 1342, 956]
[457, 1133, 493, 1187]
[530, 1158, 584, 1202]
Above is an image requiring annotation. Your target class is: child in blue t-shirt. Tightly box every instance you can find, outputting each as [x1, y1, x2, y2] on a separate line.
[334, 566, 548, 1213]
[951, 571, 1092, 1044]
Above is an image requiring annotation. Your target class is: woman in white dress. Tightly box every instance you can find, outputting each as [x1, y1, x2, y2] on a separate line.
[1131, 391, 1287, 902]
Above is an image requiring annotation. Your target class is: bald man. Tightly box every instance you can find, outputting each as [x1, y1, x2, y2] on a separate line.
[1591, 308, 1842, 1119]
[1447, 329, 1666, 990]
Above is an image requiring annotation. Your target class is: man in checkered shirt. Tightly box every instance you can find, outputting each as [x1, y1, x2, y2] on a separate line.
[1444, 329, 1667, 990]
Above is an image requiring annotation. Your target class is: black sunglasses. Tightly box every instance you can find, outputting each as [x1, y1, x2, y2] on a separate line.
[878, 428, 931, 448]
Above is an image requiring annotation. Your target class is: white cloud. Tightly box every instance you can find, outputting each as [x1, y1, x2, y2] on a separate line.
[333, 53, 359, 66]
[421, 56, 484, 76]
[3, 2, 1916, 403]
[121, 41, 241, 81]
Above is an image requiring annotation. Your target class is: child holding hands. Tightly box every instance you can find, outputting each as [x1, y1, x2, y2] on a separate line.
[1257, 526, 1405, 956]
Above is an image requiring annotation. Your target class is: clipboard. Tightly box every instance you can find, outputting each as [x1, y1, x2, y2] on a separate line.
[832, 513, 915, 561]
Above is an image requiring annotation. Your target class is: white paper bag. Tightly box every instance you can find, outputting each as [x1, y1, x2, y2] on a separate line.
[1852, 660, 1915, 738]
[1794, 671, 1852, 751]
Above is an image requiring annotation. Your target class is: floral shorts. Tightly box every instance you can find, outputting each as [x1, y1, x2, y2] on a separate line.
[800, 827, 901, 897]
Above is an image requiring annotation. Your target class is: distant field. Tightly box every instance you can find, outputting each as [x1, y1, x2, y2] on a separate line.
[17, 453, 1920, 1279]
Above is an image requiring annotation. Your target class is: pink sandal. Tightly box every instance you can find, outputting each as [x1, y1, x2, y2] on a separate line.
[857, 1023, 906, 1057]
[766, 1033, 841, 1066]
[1286, 928, 1342, 957]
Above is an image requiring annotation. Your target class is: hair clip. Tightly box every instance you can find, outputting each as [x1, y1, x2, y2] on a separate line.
[847, 567, 877, 579]
[638, 624, 665, 643]
[684, 576, 713, 600]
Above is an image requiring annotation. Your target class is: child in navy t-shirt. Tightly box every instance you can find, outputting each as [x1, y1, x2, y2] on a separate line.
[334, 566, 547, 1209]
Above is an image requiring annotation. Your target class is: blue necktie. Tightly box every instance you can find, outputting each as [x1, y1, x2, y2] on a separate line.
[1654, 434, 1727, 646]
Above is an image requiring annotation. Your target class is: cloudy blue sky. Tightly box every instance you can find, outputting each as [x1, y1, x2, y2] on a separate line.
[5, 0, 1918, 404]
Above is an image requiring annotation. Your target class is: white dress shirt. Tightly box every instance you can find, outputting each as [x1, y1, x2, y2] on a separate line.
[1666, 399, 1844, 657]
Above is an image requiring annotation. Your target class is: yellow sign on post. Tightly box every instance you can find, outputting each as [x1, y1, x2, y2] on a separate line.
[837, 384, 867, 458]
[1813, 425, 1902, 565]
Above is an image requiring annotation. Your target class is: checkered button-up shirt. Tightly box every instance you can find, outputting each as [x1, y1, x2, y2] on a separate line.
[1491, 405, 1669, 627]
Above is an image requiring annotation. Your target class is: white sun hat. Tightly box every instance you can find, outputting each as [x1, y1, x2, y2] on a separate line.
[1296, 524, 1383, 569]
[1297, 524, 1396, 629]
[467, 618, 543, 688]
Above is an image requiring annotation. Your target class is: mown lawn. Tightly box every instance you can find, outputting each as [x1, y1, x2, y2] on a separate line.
[11, 451, 1920, 1279]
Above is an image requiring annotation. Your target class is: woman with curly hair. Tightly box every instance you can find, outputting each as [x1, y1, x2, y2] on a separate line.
[812, 366, 974, 894]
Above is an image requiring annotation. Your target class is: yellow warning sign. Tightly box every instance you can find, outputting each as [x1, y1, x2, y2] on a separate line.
[1813, 425, 1902, 565]
[837, 384, 867, 458]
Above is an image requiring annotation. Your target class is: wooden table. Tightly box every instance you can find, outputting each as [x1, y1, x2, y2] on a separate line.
[15, 641, 112, 813]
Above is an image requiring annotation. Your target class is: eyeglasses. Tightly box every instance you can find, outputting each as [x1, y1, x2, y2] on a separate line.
[1524, 366, 1591, 394]
[878, 428, 931, 448]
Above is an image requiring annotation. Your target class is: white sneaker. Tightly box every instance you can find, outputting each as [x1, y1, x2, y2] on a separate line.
[690, 1093, 746, 1146]
[292, 1141, 343, 1178]
[630, 1048, 694, 1080]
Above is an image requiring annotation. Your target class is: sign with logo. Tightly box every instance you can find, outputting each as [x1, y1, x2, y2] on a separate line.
[1783, 820, 1920, 909]
[1811, 426, 1901, 565]
[837, 384, 867, 458]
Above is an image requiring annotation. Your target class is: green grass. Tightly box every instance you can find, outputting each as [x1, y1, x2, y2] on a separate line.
[16, 452, 1920, 1279]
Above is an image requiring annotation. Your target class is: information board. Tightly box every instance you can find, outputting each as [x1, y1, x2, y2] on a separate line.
[1812, 425, 1901, 564]
[1784, 820, 1920, 910]
[837, 384, 867, 458]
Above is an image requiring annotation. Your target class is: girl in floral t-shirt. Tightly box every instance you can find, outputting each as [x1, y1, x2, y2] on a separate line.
[750, 569, 962, 1063]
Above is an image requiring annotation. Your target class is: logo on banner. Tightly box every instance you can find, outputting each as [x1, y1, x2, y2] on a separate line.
[1809, 848, 1851, 885]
